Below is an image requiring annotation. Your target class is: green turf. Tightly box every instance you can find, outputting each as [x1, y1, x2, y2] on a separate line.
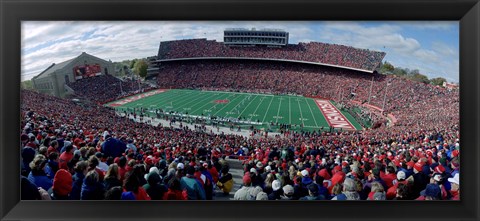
[108, 89, 364, 132]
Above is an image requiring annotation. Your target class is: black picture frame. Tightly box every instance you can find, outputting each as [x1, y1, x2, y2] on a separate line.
[1, 0, 479, 220]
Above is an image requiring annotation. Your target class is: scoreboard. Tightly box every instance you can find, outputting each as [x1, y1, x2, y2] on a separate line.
[73, 64, 102, 79]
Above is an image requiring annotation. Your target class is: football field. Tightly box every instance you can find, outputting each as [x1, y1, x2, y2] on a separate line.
[107, 89, 362, 131]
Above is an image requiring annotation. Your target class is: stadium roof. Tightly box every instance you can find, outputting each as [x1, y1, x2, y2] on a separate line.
[33, 57, 76, 80]
[33, 52, 107, 80]
[225, 28, 286, 32]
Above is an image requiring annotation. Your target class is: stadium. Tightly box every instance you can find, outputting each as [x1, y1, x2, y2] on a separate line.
[21, 28, 460, 201]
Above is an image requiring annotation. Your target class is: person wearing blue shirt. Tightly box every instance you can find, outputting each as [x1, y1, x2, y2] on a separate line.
[27, 154, 53, 191]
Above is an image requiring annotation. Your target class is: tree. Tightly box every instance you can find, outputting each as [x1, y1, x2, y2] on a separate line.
[392, 68, 407, 76]
[430, 77, 447, 86]
[21, 80, 33, 89]
[130, 59, 138, 69]
[381, 62, 395, 72]
[133, 59, 148, 78]
[411, 73, 430, 84]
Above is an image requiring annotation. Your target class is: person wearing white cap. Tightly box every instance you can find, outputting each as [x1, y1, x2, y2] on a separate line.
[175, 163, 185, 179]
[301, 169, 309, 177]
[256, 161, 263, 169]
[249, 167, 262, 187]
[260, 165, 272, 183]
[448, 173, 460, 200]
[280, 185, 295, 200]
[176, 163, 185, 170]
[268, 179, 283, 200]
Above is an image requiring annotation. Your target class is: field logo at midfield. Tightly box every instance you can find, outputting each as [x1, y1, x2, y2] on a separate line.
[108, 89, 167, 107]
[314, 99, 355, 130]
[214, 100, 229, 104]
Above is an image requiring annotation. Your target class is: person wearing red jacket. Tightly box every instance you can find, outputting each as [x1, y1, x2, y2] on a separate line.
[207, 162, 219, 183]
[59, 144, 74, 170]
[386, 171, 410, 200]
[381, 166, 397, 188]
[123, 171, 151, 200]
[163, 178, 187, 200]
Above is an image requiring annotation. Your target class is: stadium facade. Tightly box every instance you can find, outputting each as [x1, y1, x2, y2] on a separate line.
[31, 52, 115, 98]
[224, 28, 289, 46]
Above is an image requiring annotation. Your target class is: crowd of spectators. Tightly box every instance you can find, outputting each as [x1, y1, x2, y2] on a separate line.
[20, 39, 459, 201]
[67, 75, 154, 104]
[156, 60, 459, 130]
[21, 81, 460, 200]
[157, 39, 386, 71]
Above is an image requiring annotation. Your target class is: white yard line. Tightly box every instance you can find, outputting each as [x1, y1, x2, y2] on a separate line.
[225, 94, 251, 117]
[262, 96, 275, 123]
[305, 98, 319, 127]
[173, 91, 209, 110]
[289, 97, 292, 124]
[237, 95, 259, 118]
[275, 97, 283, 123]
[188, 92, 222, 114]
[196, 93, 234, 114]
[213, 93, 245, 116]
[250, 96, 266, 121]
[297, 98, 305, 126]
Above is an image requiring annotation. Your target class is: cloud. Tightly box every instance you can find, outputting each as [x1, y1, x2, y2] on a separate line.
[21, 21, 459, 82]
[406, 21, 457, 31]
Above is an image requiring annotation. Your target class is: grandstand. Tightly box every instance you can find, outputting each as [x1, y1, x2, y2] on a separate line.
[156, 38, 386, 72]
[20, 31, 460, 201]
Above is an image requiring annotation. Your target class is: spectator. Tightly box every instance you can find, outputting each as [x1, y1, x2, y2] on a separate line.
[123, 171, 151, 200]
[105, 186, 123, 200]
[387, 171, 410, 200]
[59, 143, 74, 170]
[417, 183, 441, 200]
[48, 169, 73, 200]
[143, 170, 168, 200]
[256, 192, 269, 200]
[263, 173, 276, 194]
[299, 184, 325, 200]
[448, 173, 460, 200]
[71, 161, 88, 200]
[95, 152, 109, 172]
[367, 182, 386, 200]
[331, 178, 360, 200]
[216, 166, 234, 195]
[45, 152, 59, 179]
[28, 154, 53, 191]
[21, 176, 41, 200]
[410, 162, 430, 199]
[234, 173, 255, 200]
[104, 164, 122, 191]
[180, 166, 206, 200]
[163, 178, 187, 200]
[102, 135, 127, 158]
[280, 185, 295, 200]
[81, 170, 105, 200]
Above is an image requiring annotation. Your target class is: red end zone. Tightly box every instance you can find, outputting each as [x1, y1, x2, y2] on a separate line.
[107, 89, 168, 107]
[314, 99, 356, 131]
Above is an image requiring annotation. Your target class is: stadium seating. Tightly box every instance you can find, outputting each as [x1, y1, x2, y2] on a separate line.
[155, 60, 459, 134]
[158, 39, 386, 71]
[20, 40, 459, 201]
[67, 75, 154, 104]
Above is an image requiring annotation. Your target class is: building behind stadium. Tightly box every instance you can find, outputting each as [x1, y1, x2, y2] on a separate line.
[31, 52, 115, 98]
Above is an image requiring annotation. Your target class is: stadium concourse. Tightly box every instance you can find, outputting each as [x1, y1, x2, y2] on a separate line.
[21, 39, 459, 201]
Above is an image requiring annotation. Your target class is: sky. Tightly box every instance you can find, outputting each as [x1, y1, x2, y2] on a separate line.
[21, 21, 459, 83]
